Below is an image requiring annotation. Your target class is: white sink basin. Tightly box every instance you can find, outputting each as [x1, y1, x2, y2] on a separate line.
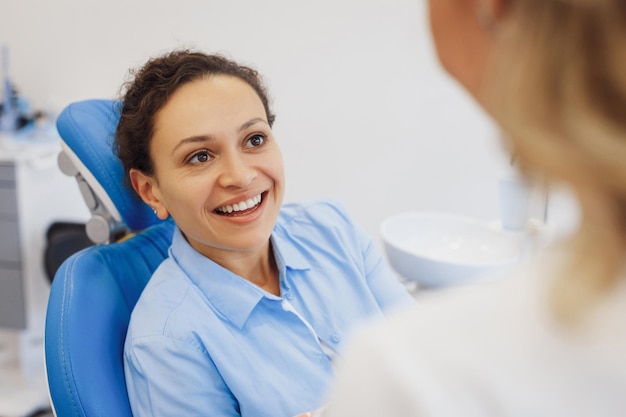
[380, 212, 522, 288]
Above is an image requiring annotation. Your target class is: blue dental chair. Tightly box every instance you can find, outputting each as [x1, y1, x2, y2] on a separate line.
[44, 99, 174, 417]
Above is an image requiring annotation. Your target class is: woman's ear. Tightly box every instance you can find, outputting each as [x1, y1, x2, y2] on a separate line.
[130, 168, 168, 219]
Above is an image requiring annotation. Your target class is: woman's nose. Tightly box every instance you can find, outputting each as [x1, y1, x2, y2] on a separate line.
[217, 153, 256, 188]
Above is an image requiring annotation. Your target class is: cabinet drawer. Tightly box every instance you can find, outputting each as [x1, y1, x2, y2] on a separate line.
[0, 163, 15, 182]
[0, 220, 20, 262]
[0, 266, 26, 329]
[0, 187, 18, 218]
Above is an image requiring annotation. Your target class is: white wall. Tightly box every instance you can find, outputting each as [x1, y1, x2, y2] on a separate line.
[0, 0, 514, 241]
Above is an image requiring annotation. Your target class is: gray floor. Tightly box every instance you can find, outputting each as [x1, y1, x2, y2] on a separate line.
[0, 331, 51, 417]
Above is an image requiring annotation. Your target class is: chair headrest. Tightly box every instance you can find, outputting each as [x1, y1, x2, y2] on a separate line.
[56, 99, 160, 232]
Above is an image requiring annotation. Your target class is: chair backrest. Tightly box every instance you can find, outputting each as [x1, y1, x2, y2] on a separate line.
[55, 99, 160, 244]
[45, 99, 172, 416]
[45, 219, 174, 417]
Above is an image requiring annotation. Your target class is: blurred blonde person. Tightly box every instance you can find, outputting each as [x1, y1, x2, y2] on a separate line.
[323, 0, 626, 415]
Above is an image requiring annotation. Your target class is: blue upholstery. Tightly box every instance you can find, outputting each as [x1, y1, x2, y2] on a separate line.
[56, 99, 160, 232]
[46, 98, 173, 416]
[45, 219, 174, 417]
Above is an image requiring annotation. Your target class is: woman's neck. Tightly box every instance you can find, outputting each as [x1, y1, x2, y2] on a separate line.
[202, 240, 281, 296]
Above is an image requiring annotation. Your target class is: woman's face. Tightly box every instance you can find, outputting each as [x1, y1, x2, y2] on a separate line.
[133, 75, 284, 259]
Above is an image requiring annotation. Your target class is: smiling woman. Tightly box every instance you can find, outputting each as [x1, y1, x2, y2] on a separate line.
[114, 49, 414, 417]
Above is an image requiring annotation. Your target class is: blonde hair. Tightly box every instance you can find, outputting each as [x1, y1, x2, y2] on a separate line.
[486, 0, 626, 322]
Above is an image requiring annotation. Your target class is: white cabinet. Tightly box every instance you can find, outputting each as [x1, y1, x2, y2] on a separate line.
[0, 128, 90, 415]
[0, 159, 26, 329]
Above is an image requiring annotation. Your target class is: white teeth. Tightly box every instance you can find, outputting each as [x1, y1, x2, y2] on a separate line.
[217, 194, 262, 214]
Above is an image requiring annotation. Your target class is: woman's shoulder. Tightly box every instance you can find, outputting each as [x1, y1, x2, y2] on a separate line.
[351, 255, 560, 360]
[128, 258, 197, 336]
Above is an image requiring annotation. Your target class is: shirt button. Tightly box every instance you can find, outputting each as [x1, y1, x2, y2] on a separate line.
[331, 334, 341, 343]
[284, 292, 293, 300]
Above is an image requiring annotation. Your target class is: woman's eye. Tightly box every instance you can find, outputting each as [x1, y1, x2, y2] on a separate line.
[188, 150, 211, 164]
[246, 134, 265, 148]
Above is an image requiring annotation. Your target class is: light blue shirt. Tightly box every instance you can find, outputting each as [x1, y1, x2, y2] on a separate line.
[124, 199, 413, 417]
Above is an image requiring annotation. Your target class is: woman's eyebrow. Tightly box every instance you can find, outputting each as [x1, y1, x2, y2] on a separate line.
[171, 135, 214, 155]
[171, 117, 268, 155]
[239, 117, 268, 132]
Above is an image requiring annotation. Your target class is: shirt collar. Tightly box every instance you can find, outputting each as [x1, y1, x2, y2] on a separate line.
[270, 226, 311, 272]
[168, 226, 310, 329]
[169, 227, 268, 329]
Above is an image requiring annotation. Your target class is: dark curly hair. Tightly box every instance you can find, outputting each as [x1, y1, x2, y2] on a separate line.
[114, 49, 276, 178]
